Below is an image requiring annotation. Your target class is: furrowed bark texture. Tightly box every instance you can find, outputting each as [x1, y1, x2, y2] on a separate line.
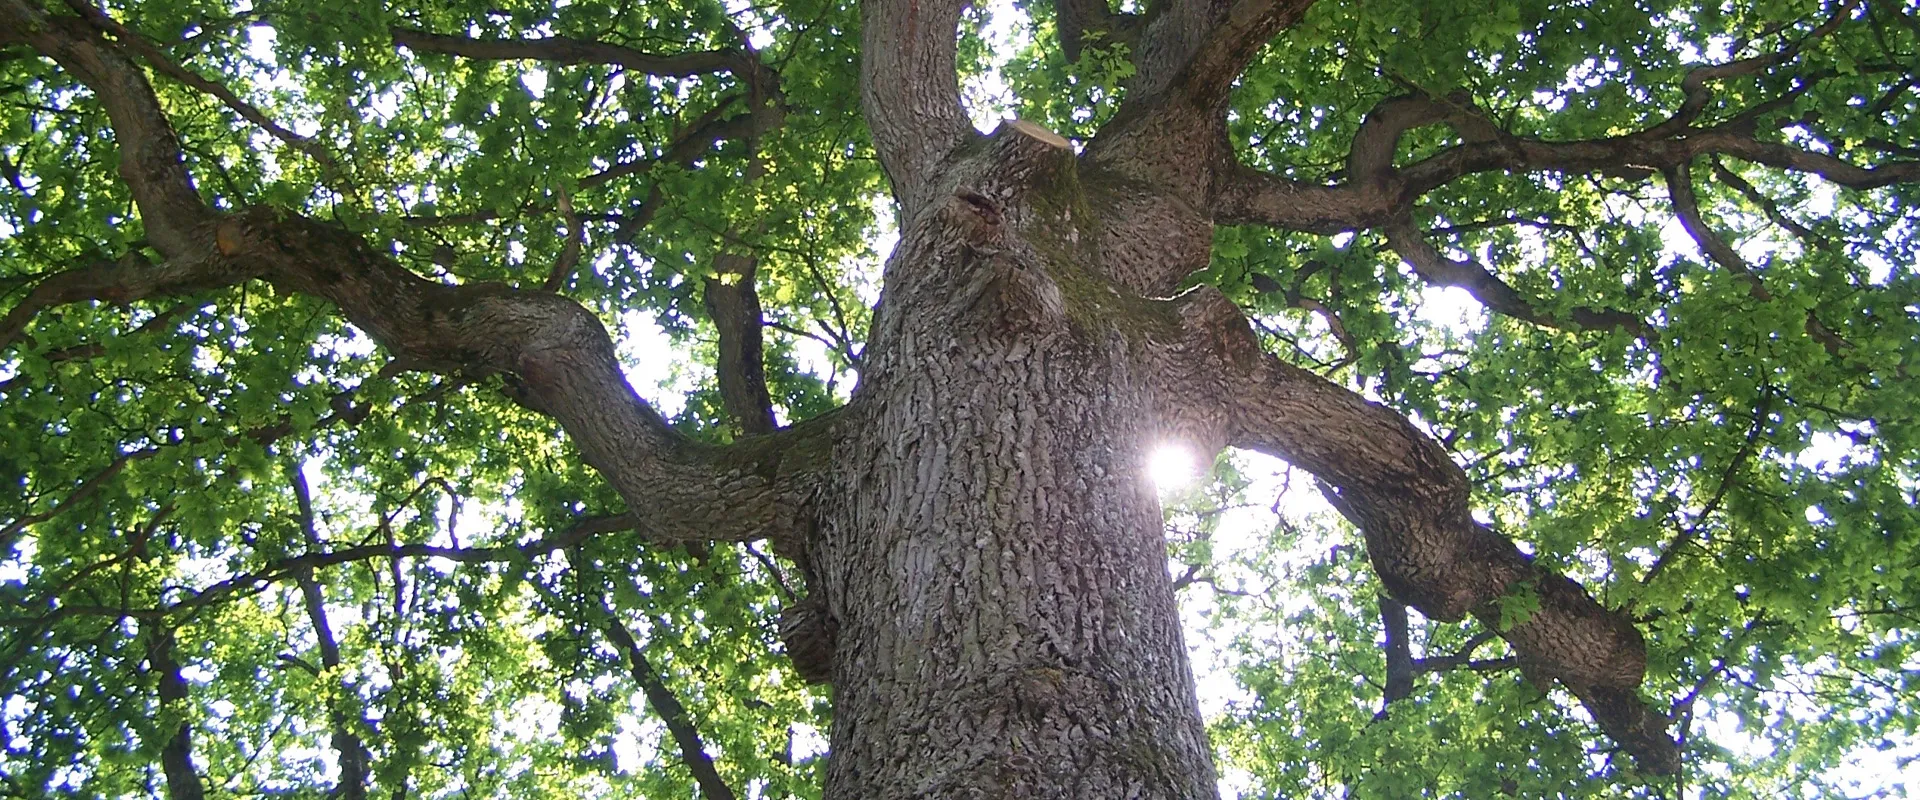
[807, 123, 1218, 799]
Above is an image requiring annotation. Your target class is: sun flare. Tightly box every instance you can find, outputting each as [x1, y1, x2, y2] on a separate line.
[1146, 444, 1199, 492]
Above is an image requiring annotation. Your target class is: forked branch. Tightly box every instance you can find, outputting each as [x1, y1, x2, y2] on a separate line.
[1091, 0, 1319, 195]
[0, 0, 826, 552]
[1214, 78, 1917, 332]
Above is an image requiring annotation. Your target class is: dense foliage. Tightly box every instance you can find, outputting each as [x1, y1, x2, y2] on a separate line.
[2, 0, 1916, 797]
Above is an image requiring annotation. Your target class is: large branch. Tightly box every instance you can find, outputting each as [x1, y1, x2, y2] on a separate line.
[704, 253, 778, 436]
[1218, 112, 1920, 229]
[1228, 353, 1680, 774]
[61, 0, 333, 169]
[2, 0, 216, 256]
[1217, 1, 1887, 232]
[1221, 74, 1912, 229]
[1128, 0, 1316, 106]
[1088, 0, 1316, 196]
[860, 0, 976, 215]
[178, 211, 822, 542]
[1, 0, 826, 552]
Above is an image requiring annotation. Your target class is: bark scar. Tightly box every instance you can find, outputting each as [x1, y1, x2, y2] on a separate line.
[955, 187, 1002, 226]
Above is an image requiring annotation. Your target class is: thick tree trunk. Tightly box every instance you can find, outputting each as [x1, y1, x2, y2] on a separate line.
[806, 125, 1221, 799]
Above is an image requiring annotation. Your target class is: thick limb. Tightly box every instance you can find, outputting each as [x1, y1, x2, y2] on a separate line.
[0, 0, 825, 549]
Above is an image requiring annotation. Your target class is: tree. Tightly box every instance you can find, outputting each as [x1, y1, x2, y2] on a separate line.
[2, 0, 1916, 795]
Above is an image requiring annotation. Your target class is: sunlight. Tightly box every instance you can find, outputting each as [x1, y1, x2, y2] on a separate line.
[1147, 444, 1199, 492]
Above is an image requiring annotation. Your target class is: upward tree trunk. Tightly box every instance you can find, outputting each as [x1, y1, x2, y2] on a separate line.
[802, 123, 1225, 799]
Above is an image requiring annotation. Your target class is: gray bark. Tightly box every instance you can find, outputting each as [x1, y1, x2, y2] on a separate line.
[810, 123, 1218, 799]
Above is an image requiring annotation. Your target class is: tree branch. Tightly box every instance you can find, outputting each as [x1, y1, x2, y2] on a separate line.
[288, 464, 370, 800]
[3, 2, 828, 553]
[1665, 162, 1772, 301]
[0, 0, 216, 256]
[1228, 353, 1680, 774]
[1413, 630, 1501, 674]
[1090, 0, 1318, 198]
[1218, 90, 1920, 235]
[1383, 220, 1647, 335]
[1214, 72, 1916, 335]
[588, 590, 739, 800]
[541, 188, 585, 292]
[1645, 0, 1859, 139]
[1126, 0, 1316, 106]
[61, 0, 334, 169]
[1, 445, 159, 557]
[1053, 0, 1140, 62]
[1641, 387, 1772, 587]
[0, 300, 192, 393]
[860, 0, 976, 214]
[1709, 156, 1818, 242]
[390, 27, 768, 83]
[704, 253, 778, 436]
[401, 91, 782, 259]
[0, 253, 245, 354]
[139, 619, 206, 800]
[1377, 595, 1415, 715]
[0, 514, 638, 629]
[1666, 161, 1854, 355]
[1, 358, 443, 563]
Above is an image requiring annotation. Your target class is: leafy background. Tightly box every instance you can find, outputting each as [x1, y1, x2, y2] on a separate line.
[3, 0, 1917, 797]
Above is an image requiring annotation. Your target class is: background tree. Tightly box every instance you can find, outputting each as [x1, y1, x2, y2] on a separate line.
[1, 0, 1916, 797]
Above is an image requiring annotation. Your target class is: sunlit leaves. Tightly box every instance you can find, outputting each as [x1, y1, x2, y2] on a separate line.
[2, 0, 869, 795]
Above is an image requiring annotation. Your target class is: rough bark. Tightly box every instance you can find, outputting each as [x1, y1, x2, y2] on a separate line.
[859, 0, 975, 211]
[810, 122, 1218, 799]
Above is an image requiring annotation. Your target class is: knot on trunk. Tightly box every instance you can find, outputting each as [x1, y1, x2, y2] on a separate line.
[942, 188, 1006, 248]
[778, 594, 837, 684]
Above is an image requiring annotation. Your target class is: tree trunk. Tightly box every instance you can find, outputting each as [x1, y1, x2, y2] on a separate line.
[803, 124, 1222, 799]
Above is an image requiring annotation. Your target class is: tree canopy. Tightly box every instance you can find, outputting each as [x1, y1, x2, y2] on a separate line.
[2, 0, 1918, 797]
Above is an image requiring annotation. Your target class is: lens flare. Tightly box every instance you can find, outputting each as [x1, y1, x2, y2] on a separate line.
[1147, 444, 1198, 491]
